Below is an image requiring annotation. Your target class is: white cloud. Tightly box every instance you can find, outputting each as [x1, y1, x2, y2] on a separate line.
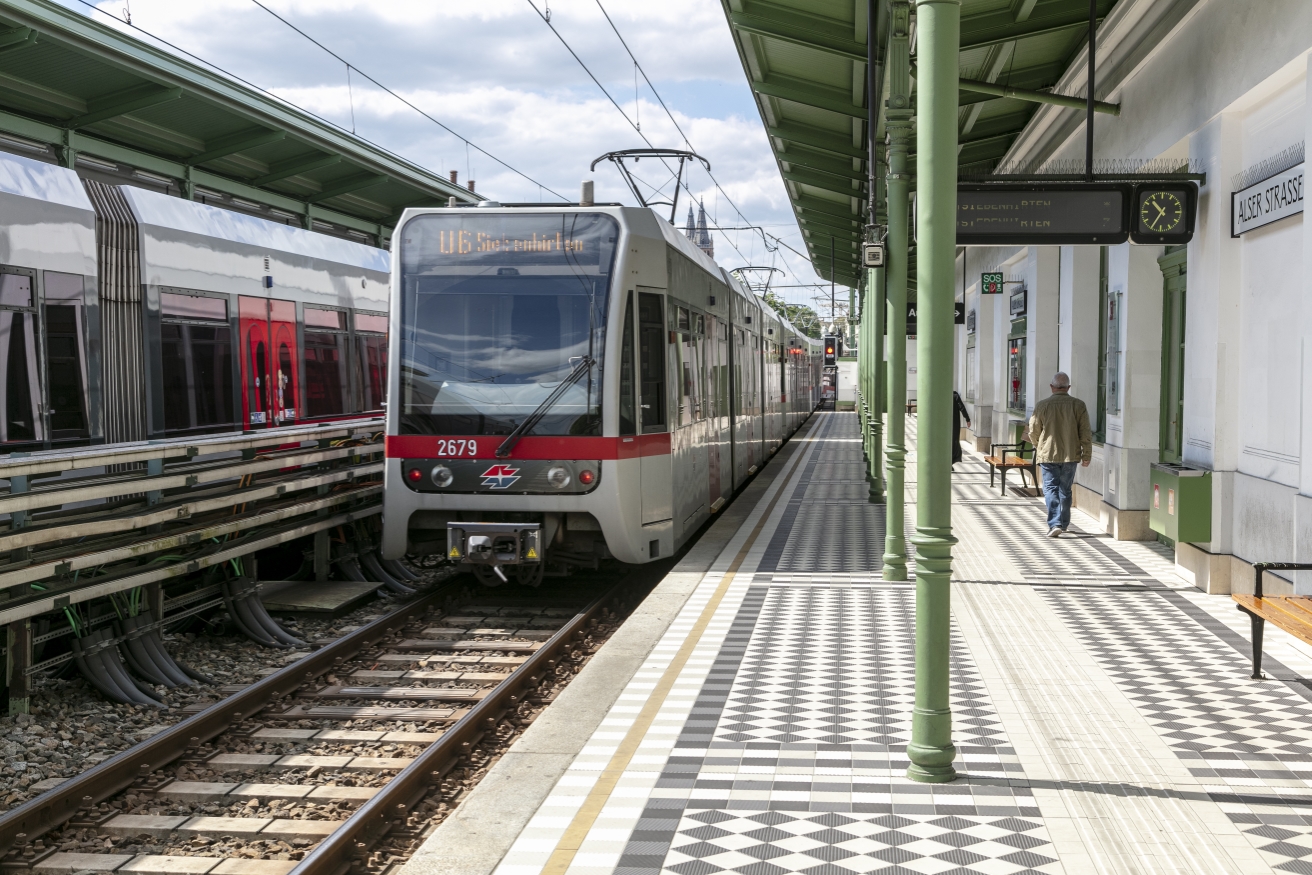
[71, 0, 847, 304]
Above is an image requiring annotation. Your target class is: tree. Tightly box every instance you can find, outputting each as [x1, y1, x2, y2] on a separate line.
[761, 288, 823, 339]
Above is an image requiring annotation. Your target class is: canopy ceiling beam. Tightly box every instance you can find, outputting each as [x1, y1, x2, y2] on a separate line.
[730, 12, 868, 62]
[306, 173, 388, 204]
[67, 85, 183, 129]
[253, 153, 342, 186]
[187, 129, 286, 166]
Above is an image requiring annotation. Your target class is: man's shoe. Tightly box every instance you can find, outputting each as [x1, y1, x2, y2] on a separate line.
[1047, 527, 1061, 538]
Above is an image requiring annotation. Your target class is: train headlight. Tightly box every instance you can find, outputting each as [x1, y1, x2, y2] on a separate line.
[578, 469, 595, 486]
[431, 465, 454, 488]
[546, 466, 571, 489]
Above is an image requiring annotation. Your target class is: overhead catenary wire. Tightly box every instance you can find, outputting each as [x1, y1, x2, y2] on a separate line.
[525, 0, 754, 264]
[69, 0, 567, 202]
[589, 1, 841, 289]
[247, 0, 567, 200]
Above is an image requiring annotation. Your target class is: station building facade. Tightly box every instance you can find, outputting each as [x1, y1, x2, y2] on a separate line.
[955, 0, 1312, 594]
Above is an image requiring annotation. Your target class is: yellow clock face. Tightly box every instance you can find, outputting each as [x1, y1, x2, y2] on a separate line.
[1140, 190, 1183, 233]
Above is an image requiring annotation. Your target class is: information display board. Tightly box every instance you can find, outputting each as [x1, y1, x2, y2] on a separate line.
[958, 183, 1130, 245]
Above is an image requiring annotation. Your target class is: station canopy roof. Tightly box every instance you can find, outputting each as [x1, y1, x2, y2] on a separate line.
[721, 0, 1117, 289]
[0, 0, 478, 244]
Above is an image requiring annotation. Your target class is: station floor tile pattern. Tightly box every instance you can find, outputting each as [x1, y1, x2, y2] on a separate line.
[490, 411, 1312, 875]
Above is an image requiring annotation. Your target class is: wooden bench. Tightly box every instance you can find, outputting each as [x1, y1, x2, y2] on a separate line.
[984, 441, 1037, 496]
[1234, 562, 1312, 678]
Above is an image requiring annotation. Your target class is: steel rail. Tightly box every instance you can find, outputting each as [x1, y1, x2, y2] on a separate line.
[0, 463, 382, 553]
[0, 580, 457, 855]
[0, 483, 381, 589]
[0, 505, 381, 626]
[0, 419, 383, 479]
[289, 581, 625, 875]
[0, 445, 379, 516]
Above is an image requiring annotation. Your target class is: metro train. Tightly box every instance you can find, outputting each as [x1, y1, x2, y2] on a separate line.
[381, 205, 822, 583]
[0, 149, 389, 454]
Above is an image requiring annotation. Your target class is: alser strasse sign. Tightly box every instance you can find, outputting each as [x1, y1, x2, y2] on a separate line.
[1233, 162, 1304, 236]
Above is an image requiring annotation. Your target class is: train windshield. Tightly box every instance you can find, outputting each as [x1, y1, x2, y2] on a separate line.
[398, 212, 617, 436]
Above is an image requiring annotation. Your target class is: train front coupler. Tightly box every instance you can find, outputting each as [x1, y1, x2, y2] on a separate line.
[447, 522, 543, 583]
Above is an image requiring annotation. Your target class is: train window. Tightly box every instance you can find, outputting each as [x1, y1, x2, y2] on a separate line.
[161, 289, 235, 435]
[355, 312, 388, 334]
[618, 291, 637, 436]
[354, 312, 388, 414]
[42, 272, 89, 441]
[305, 307, 346, 330]
[679, 332, 701, 426]
[303, 307, 350, 418]
[162, 292, 226, 321]
[0, 270, 40, 446]
[161, 323, 234, 433]
[638, 292, 666, 432]
[0, 273, 32, 308]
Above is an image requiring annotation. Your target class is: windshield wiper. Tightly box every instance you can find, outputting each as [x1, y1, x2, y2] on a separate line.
[495, 356, 596, 458]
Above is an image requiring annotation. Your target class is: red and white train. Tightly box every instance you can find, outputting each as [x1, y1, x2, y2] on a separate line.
[381, 205, 821, 584]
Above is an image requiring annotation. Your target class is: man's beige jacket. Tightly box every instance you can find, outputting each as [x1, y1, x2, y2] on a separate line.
[1027, 393, 1093, 464]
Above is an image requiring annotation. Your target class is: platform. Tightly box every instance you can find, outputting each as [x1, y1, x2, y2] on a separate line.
[402, 411, 1312, 875]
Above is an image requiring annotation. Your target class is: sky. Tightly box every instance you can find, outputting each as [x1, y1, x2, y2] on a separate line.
[62, 0, 849, 315]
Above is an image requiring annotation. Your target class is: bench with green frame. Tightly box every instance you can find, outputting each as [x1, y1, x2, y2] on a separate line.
[984, 441, 1037, 496]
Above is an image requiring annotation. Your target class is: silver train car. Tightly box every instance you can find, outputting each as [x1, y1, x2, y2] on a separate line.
[382, 205, 821, 583]
[0, 150, 390, 453]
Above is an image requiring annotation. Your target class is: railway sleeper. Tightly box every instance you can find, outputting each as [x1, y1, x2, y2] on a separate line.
[35, 853, 298, 875]
[99, 813, 342, 841]
[156, 783, 378, 805]
[200, 753, 414, 772]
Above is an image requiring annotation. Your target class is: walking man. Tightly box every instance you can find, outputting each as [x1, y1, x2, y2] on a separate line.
[1027, 372, 1092, 537]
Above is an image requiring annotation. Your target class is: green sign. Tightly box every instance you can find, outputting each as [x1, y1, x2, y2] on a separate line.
[981, 273, 1004, 294]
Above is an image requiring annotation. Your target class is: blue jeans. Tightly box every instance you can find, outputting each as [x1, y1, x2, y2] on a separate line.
[1041, 462, 1078, 531]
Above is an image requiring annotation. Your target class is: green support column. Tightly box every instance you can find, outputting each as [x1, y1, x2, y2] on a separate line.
[907, 0, 960, 784]
[867, 144, 887, 504]
[882, 1, 911, 581]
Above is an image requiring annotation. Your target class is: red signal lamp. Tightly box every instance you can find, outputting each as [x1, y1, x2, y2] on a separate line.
[578, 469, 595, 486]
[406, 468, 423, 484]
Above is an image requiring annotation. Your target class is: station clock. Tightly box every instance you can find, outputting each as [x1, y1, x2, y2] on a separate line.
[1131, 182, 1198, 245]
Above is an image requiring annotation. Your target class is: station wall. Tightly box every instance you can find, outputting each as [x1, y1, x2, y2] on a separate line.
[955, 0, 1312, 592]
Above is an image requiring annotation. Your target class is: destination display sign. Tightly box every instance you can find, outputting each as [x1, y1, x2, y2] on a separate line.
[1232, 162, 1304, 236]
[957, 183, 1131, 245]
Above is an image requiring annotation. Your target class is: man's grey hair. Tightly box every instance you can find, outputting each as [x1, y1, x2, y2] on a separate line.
[1050, 372, 1071, 389]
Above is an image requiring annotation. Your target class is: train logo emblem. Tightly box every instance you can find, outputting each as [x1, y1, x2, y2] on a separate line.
[481, 464, 521, 489]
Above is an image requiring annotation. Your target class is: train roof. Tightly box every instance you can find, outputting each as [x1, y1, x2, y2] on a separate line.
[0, 150, 93, 213]
[120, 186, 389, 274]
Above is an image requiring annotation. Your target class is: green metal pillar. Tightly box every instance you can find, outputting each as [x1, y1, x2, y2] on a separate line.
[867, 143, 887, 503]
[867, 262, 885, 503]
[907, 0, 959, 784]
[882, 1, 911, 580]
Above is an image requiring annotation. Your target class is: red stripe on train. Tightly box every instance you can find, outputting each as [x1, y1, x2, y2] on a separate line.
[384, 434, 670, 461]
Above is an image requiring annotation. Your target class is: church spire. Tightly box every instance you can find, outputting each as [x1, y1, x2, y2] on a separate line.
[694, 198, 714, 258]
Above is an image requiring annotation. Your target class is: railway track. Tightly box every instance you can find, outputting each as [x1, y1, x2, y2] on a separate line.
[0, 570, 642, 875]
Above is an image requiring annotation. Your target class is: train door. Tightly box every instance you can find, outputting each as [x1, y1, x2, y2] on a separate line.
[712, 316, 732, 503]
[240, 296, 301, 428]
[42, 272, 91, 444]
[269, 300, 299, 425]
[637, 289, 671, 526]
[239, 297, 270, 427]
[0, 269, 43, 448]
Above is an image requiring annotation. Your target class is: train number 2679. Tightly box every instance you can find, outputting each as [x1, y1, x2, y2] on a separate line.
[436, 439, 479, 457]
